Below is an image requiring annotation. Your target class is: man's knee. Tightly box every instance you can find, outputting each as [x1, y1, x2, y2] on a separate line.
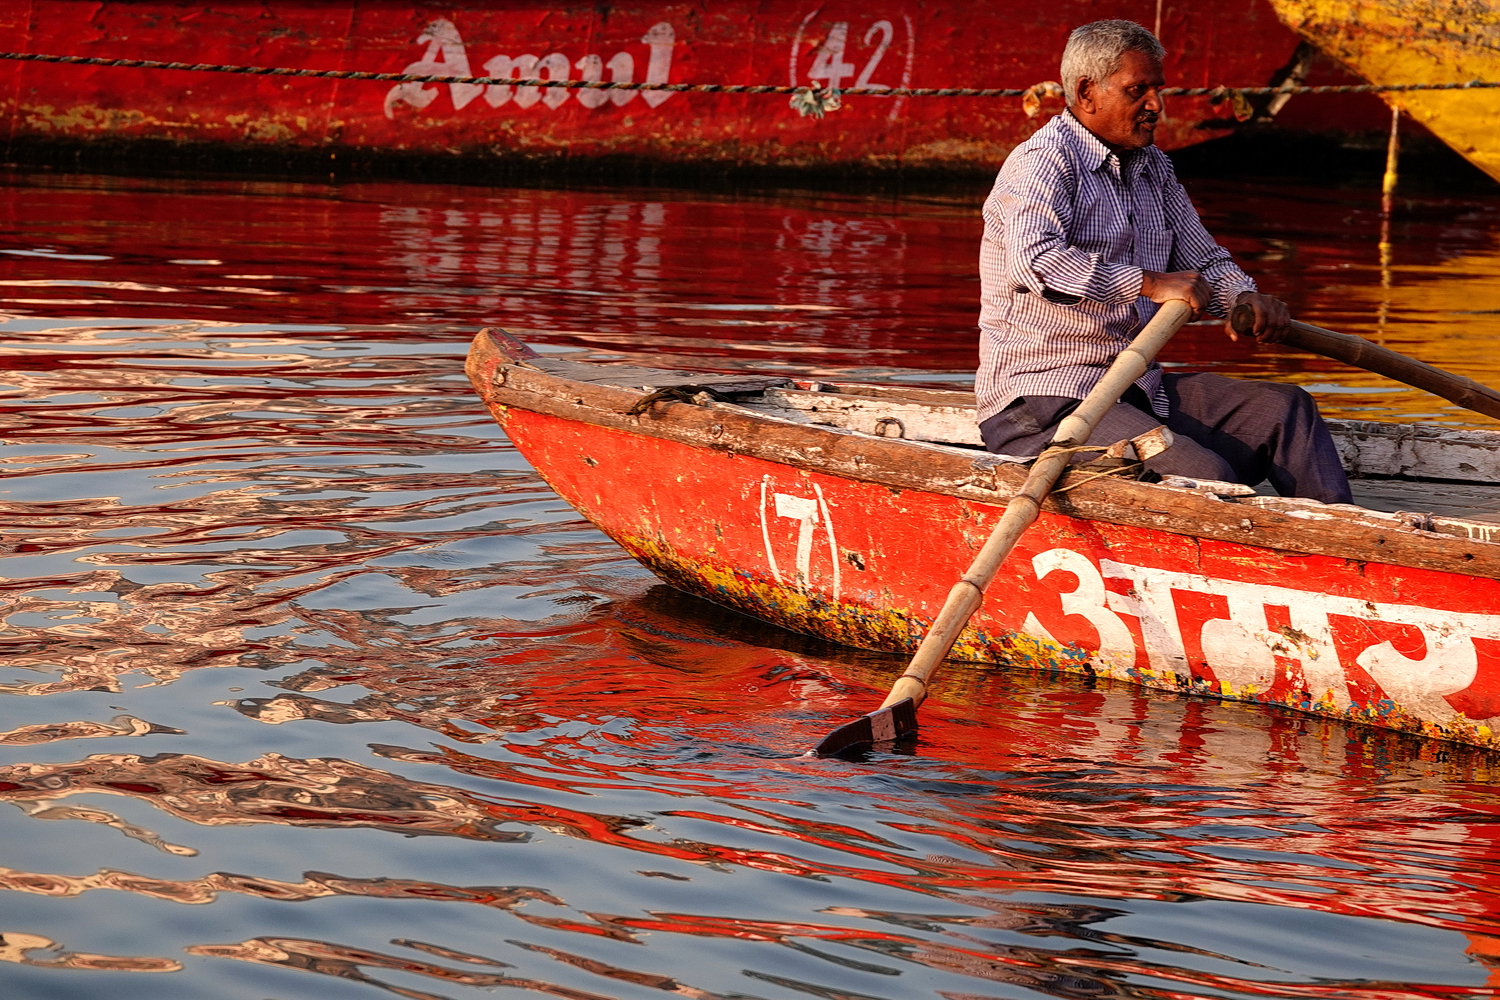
[1238, 379, 1324, 425]
[1173, 372, 1314, 416]
[1259, 379, 1315, 407]
[1144, 436, 1237, 483]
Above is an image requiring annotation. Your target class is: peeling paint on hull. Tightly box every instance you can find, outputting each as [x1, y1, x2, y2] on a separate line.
[0, 0, 1385, 174]
[1269, 0, 1500, 184]
[496, 405, 1500, 750]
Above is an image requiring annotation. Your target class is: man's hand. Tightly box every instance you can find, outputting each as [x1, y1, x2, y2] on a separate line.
[1228, 290, 1291, 344]
[1140, 269, 1212, 319]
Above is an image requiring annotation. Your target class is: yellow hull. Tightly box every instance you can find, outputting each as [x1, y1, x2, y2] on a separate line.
[1268, 0, 1500, 182]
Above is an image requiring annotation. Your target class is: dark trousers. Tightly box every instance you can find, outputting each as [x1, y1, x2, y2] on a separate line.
[979, 372, 1353, 504]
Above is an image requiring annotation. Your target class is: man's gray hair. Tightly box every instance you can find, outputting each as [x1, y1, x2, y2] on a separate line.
[1060, 20, 1165, 105]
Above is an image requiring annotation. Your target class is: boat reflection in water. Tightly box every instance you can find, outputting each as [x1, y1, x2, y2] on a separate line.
[6, 586, 1500, 997]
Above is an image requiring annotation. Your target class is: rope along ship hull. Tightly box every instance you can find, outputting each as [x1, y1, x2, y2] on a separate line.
[468, 328, 1500, 750]
[0, 0, 1385, 175]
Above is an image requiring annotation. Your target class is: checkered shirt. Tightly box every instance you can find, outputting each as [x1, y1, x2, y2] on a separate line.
[975, 111, 1256, 422]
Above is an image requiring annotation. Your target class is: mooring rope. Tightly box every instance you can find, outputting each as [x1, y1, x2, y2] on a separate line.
[0, 52, 817, 94]
[2, 50, 1497, 99]
[4, 50, 1497, 121]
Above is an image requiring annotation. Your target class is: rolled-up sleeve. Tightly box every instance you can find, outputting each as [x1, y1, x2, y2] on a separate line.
[1162, 173, 1255, 318]
[993, 147, 1144, 306]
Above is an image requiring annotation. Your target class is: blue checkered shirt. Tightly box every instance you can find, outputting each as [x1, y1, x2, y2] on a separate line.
[976, 112, 1256, 423]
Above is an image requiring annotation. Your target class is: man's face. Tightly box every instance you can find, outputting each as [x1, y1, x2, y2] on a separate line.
[1076, 48, 1165, 151]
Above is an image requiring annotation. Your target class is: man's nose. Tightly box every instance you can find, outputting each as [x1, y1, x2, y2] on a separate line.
[1144, 88, 1164, 113]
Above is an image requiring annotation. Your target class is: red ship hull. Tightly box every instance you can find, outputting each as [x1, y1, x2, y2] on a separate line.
[1, 1, 1384, 173]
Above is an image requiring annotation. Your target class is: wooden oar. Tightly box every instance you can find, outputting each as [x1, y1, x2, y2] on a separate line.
[1230, 304, 1500, 421]
[810, 299, 1195, 757]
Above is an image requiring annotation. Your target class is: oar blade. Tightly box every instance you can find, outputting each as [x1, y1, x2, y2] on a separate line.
[811, 698, 919, 758]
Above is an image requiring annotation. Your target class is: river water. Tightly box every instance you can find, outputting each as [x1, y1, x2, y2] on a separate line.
[3, 168, 1500, 999]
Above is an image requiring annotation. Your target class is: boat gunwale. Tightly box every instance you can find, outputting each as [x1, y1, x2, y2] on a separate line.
[465, 330, 1500, 582]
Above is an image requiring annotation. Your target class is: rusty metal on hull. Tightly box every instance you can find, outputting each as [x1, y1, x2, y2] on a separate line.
[0, 0, 1386, 174]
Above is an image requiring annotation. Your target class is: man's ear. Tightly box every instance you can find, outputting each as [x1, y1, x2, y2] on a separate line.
[1074, 77, 1096, 114]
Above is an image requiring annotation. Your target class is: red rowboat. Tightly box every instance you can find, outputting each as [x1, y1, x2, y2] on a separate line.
[467, 328, 1500, 749]
[0, 1, 1385, 175]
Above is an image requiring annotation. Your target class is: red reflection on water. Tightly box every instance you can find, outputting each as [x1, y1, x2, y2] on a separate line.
[3, 171, 1500, 998]
[214, 587, 1500, 947]
[0, 173, 977, 372]
[4, 170, 1500, 425]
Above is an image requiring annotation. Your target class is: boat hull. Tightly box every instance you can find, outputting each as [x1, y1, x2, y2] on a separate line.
[2, 0, 1355, 175]
[1269, 0, 1500, 184]
[496, 401, 1500, 749]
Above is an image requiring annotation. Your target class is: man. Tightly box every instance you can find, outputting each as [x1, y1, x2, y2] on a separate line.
[977, 19, 1353, 504]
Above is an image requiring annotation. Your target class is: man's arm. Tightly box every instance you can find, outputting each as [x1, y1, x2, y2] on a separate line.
[1160, 169, 1290, 342]
[1160, 176, 1255, 318]
[994, 146, 1144, 305]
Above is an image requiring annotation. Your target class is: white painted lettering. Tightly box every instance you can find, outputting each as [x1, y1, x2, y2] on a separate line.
[774, 493, 820, 586]
[606, 51, 637, 108]
[535, 53, 572, 110]
[1025, 549, 1136, 670]
[640, 23, 676, 108]
[807, 22, 857, 91]
[575, 54, 609, 109]
[388, 20, 677, 118]
[384, 19, 483, 119]
[1097, 557, 1500, 720]
[854, 21, 894, 90]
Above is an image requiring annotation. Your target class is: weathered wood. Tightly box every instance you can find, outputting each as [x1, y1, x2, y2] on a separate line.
[1231, 306, 1500, 422]
[772, 389, 1500, 485]
[1433, 516, 1500, 544]
[1326, 418, 1500, 483]
[467, 328, 1500, 581]
[482, 362, 997, 498]
[471, 328, 1500, 486]
[756, 388, 985, 446]
[530, 357, 790, 394]
[1344, 479, 1500, 526]
[816, 381, 979, 406]
[475, 327, 544, 364]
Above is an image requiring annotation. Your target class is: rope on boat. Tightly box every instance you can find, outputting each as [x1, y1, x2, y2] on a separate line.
[626, 384, 735, 415]
[1050, 461, 1148, 493]
[3, 49, 1498, 108]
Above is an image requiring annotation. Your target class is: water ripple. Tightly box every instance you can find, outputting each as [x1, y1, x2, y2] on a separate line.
[3, 171, 1500, 999]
